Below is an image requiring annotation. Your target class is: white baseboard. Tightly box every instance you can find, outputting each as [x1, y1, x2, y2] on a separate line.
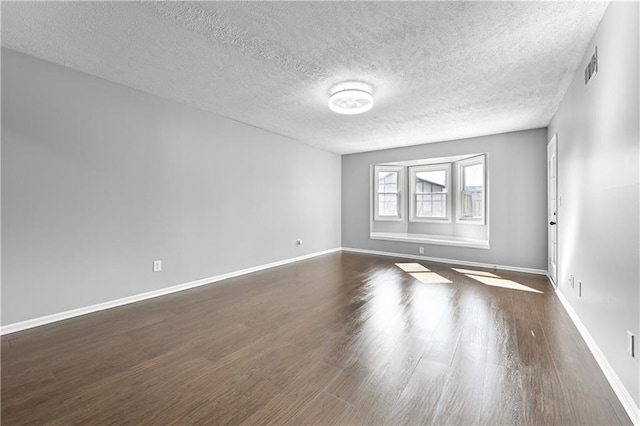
[0, 247, 341, 336]
[341, 247, 548, 275]
[555, 288, 640, 426]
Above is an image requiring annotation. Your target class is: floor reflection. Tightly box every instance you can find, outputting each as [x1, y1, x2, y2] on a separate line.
[466, 275, 543, 294]
[395, 263, 430, 272]
[409, 272, 452, 284]
[395, 263, 450, 284]
[453, 268, 544, 294]
[451, 267, 500, 278]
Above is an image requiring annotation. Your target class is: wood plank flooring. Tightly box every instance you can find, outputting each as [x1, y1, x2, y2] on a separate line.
[1, 251, 631, 425]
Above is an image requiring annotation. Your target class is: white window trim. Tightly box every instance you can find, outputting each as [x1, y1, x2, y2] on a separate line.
[456, 155, 486, 224]
[373, 165, 404, 221]
[409, 163, 451, 223]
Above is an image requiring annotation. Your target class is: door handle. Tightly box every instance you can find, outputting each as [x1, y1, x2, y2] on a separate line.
[549, 221, 557, 225]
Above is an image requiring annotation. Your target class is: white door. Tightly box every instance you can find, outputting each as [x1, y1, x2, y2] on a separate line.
[547, 134, 558, 287]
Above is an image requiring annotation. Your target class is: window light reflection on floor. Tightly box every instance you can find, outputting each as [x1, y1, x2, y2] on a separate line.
[395, 263, 541, 291]
[451, 267, 499, 278]
[395, 263, 451, 284]
[453, 268, 544, 294]
[409, 272, 452, 284]
[468, 275, 543, 293]
[395, 263, 430, 272]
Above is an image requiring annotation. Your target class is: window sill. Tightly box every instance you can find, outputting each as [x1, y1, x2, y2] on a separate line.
[370, 232, 490, 250]
[374, 216, 404, 222]
[455, 218, 486, 225]
[409, 218, 452, 224]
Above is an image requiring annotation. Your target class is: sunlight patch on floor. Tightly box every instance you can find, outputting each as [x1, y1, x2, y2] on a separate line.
[466, 275, 544, 294]
[410, 272, 452, 284]
[451, 267, 500, 278]
[451, 267, 544, 294]
[395, 263, 430, 272]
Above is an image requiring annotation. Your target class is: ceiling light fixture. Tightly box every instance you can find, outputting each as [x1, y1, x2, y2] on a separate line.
[328, 81, 374, 115]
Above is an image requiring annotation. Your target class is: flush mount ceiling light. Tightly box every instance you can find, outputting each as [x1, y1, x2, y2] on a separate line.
[328, 81, 374, 115]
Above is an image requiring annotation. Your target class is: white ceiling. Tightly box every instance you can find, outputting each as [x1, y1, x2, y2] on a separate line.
[1, 1, 608, 154]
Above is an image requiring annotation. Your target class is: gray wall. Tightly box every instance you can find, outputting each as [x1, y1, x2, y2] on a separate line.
[548, 1, 639, 405]
[342, 128, 548, 270]
[1, 49, 341, 325]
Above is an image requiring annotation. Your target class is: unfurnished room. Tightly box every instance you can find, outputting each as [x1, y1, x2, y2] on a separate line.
[1, 1, 639, 425]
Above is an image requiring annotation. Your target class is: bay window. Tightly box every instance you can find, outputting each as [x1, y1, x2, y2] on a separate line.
[370, 153, 489, 249]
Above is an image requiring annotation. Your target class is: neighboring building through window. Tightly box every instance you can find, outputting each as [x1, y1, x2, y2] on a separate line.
[409, 164, 451, 222]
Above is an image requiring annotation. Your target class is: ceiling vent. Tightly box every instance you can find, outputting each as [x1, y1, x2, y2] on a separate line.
[584, 46, 598, 86]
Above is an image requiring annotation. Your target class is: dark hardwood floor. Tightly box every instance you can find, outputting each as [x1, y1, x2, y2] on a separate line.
[1, 251, 631, 425]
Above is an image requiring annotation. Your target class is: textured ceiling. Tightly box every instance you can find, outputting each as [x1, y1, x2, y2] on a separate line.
[1, 1, 608, 154]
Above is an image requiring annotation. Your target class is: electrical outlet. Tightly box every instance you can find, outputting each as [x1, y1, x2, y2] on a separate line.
[296, 239, 303, 246]
[153, 260, 162, 272]
[628, 331, 635, 357]
[578, 280, 582, 297]
[419, 247, 424, 254]
[569, 274, 574, 288]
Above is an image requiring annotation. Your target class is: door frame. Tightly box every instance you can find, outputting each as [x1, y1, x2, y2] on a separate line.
[547, 134, 558, 287]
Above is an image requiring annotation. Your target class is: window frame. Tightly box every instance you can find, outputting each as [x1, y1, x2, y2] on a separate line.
[456, 155, 486, 224]
[409, 163, 452, 223]
[373, 165, 404, 221]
